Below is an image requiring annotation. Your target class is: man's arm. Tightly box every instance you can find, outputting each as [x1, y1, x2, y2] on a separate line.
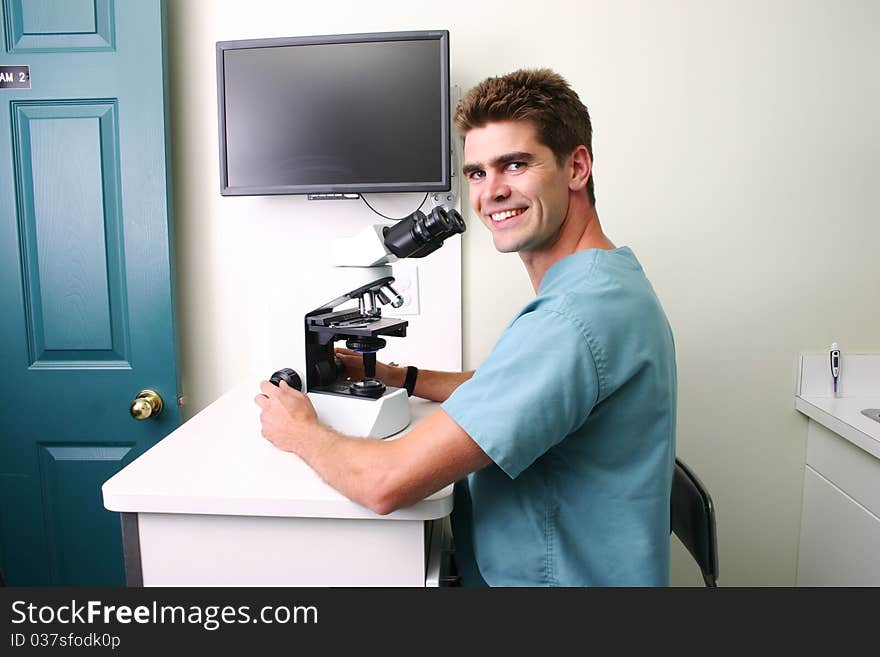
[255, 380, 491, 514]
[387, 367, 474, 403]
[335, 348, 473, 402]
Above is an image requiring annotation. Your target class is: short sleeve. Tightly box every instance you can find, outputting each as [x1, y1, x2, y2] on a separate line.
[442, 308, 600, 478]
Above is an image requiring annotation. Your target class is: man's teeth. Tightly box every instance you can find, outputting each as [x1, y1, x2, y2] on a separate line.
[490, 209, 525, 222]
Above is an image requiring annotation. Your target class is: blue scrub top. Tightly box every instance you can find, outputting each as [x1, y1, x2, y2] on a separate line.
[442, 247, 677, 586]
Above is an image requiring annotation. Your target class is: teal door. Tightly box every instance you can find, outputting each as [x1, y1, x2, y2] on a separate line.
[0, 0, 180, 585]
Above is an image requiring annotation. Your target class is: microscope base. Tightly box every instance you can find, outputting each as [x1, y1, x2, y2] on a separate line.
[309, 388, 411, 439]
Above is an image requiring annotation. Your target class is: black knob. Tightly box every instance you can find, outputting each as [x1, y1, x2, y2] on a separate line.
[345, 337, 386, 352]
[269, 368, 303, 390]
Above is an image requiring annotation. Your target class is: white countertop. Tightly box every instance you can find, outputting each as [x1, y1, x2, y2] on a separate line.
[102, 378, 453, 520]
[795, 351, 880, 461]
[795, 395, 880, 461]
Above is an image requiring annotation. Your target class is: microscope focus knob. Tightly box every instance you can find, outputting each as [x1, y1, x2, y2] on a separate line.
[269, 368, 303, 391]
[345, 337, 387, 352]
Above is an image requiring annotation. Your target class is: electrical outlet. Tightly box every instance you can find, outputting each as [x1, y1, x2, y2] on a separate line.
[392, 264, 420, 315]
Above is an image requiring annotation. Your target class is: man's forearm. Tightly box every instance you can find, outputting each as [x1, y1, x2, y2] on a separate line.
[296, 424, 395, 513]
[414, 369, 474, 402]
[259, 372, 487, 517]
[298, 408, 490, 516]
[384, 367, 474, 402]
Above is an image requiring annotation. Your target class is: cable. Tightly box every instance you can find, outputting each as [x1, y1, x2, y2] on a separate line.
[360, 192, 429, 221]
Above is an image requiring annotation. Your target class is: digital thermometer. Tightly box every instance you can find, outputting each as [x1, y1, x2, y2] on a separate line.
[830, 343, 841, 397]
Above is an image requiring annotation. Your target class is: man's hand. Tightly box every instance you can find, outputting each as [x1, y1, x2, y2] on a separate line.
[254, 380, 320, 455]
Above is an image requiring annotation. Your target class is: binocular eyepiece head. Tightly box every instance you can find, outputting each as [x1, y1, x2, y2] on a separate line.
[382, 206, 466, 259]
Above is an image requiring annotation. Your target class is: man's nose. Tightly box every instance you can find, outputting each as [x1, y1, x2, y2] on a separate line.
[484, 174, 511, 203]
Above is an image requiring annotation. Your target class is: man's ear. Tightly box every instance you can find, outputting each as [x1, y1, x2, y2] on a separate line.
[568, 145, 592, 192]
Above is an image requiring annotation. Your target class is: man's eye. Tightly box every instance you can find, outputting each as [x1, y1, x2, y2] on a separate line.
[467, 171, 485, 181]
[507, 162, 526, 172]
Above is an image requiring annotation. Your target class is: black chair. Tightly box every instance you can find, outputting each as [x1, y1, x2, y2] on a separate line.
[671, 457, 719, 587]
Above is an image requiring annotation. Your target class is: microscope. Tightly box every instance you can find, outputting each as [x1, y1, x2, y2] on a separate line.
[269, 205, 465, 438]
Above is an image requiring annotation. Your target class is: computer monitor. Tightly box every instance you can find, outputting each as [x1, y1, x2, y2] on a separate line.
[216, 30, 450, 196]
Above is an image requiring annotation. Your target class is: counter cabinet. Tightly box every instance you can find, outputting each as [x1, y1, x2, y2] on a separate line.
[121, 512, 451, 587]
[103, 379, 454, 587]
[796, 419, 880, 586]
[795, 353, 880, 586]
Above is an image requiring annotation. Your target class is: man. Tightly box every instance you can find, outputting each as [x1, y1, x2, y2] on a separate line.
[255, 69, 677, 586]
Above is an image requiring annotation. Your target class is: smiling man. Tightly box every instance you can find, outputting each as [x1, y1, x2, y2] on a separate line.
[256, 69, 677, 586]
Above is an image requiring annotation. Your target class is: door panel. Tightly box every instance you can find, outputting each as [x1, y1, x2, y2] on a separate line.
[4, 0, 115, 51]
[0, 0, 179, 585]
[13, 100, 129, 365]
[38, 444, 136, 586]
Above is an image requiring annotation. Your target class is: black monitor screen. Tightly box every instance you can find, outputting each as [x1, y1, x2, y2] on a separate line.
[217, 31, 450, 195]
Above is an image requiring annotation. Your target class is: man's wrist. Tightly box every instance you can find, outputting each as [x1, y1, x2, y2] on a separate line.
[384, 364, 407, 389]
[403, 366, 418, 397]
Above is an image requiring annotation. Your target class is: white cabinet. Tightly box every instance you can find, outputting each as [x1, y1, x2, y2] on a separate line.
[795, 353, 880, 586]
[796, 422, 880, 586]
[103, 379, 454, 586]
[130, 513, 450, 587]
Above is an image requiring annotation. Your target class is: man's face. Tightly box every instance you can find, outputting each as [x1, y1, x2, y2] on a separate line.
[462, 120, 572, 254]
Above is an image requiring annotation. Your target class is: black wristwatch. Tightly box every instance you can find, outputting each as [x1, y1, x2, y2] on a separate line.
[403, 366, 418, 397]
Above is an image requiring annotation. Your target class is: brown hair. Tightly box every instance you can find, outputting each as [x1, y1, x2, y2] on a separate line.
[454, 69, 596, 206]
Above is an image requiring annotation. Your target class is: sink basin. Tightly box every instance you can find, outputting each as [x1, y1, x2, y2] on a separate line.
[862, 409, 880, 424]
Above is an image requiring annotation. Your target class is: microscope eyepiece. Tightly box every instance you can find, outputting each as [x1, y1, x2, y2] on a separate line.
[382, 206, 466, 259]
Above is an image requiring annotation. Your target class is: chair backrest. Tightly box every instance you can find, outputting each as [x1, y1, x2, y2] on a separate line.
[671, 457, 719, 587]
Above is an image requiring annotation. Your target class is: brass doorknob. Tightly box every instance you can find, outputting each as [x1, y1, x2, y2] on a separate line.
[130, 390, 163, 420]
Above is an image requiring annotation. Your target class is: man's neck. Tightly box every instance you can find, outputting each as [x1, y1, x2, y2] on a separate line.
[520, 199, 615, 292]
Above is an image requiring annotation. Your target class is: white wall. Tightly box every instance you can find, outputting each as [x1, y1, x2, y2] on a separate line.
[165, 2, 463, 406]
[165, 0, 880, 586]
